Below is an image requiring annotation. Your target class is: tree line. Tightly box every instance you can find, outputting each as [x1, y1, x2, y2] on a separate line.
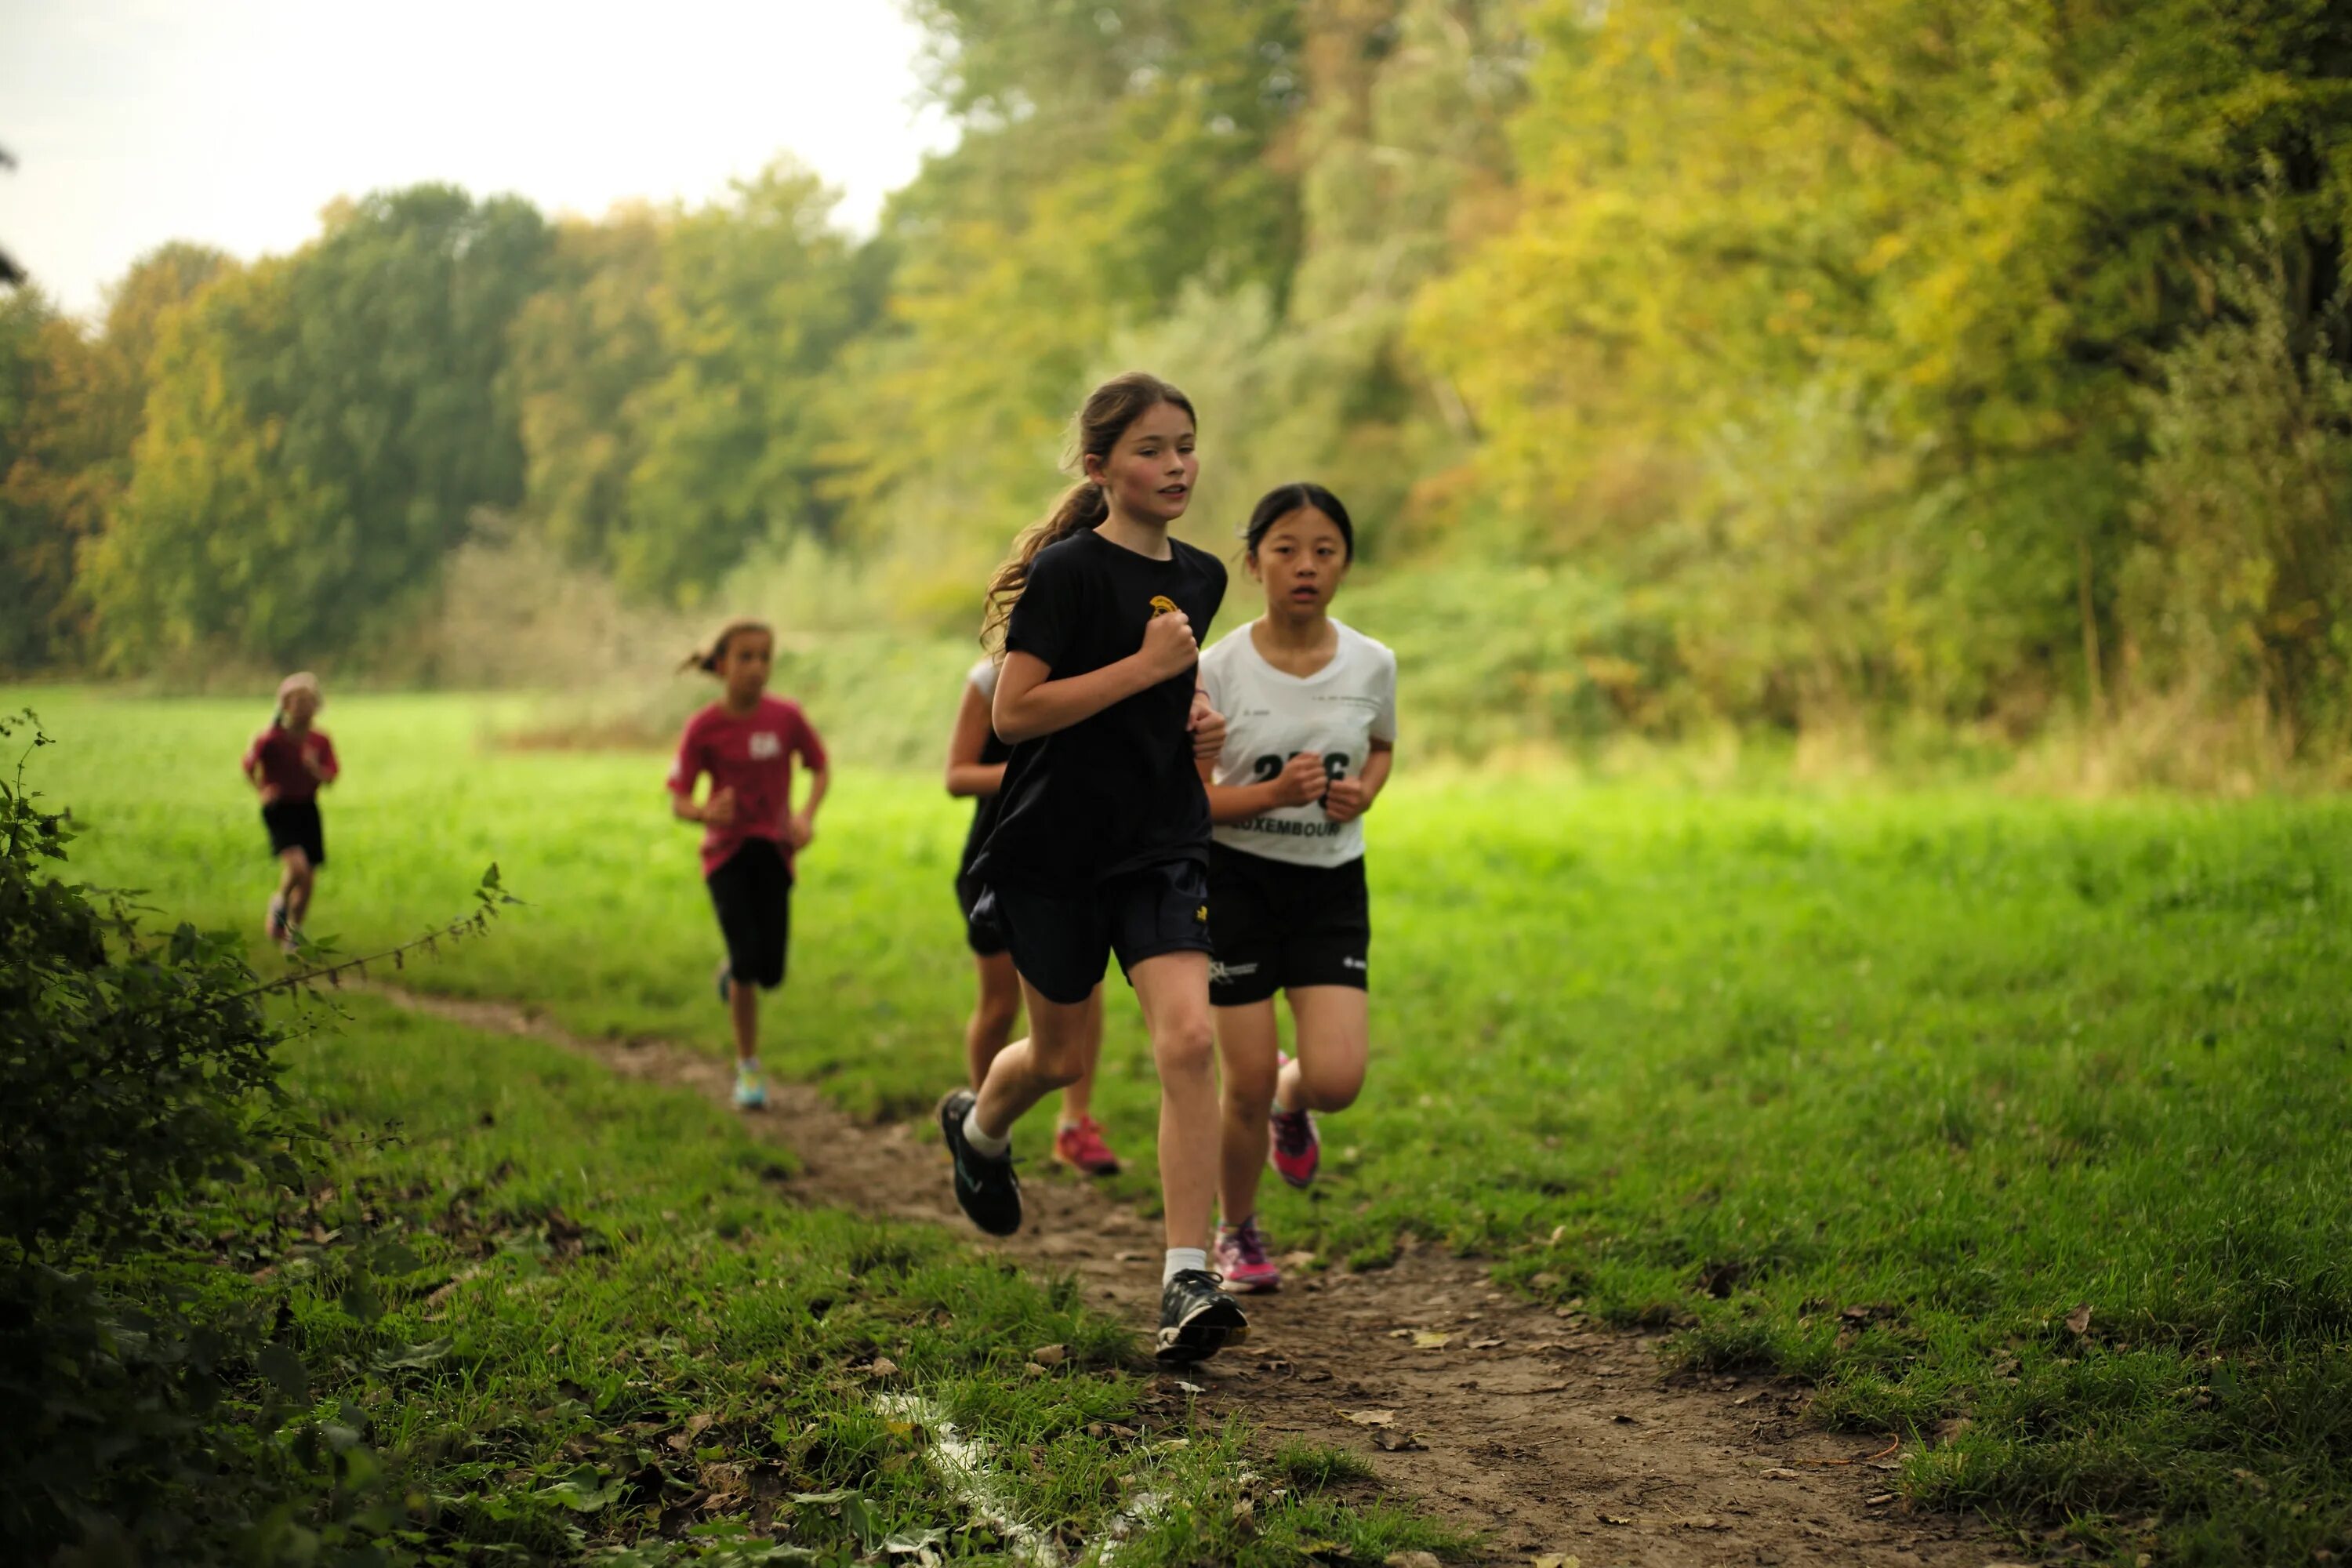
[5, 0, 2347, 759]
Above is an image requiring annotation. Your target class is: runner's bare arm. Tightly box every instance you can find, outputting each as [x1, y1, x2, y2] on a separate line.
[945, 680, 1007, 798]
[1206, 751, 1330, 822]
[786, 763, 829, 848]
[992, 611, 1197, 743]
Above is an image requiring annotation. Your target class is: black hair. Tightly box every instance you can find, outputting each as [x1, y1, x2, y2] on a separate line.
[1243, 482, 1354, 561]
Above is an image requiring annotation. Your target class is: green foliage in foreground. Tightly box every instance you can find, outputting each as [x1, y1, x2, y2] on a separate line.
[0, 706, 316, 1559]
[18, 688, 2352, 1564]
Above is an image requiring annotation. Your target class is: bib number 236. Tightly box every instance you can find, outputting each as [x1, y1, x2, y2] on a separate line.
[1250, 752, 1349, 784]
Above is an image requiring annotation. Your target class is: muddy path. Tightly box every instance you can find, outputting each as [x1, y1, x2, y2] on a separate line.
[373, 985, 2009, 1567]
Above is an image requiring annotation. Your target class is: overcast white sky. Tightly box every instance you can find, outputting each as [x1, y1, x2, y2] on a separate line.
[0, 0, 957, 317]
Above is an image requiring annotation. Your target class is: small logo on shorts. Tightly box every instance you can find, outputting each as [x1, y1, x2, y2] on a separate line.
[1343, 956, 1367, 971]
[1210, 960, 1260, 983]
[1195, 903, 1208, 924]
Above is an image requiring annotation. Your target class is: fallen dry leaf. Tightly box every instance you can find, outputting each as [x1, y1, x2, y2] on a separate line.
[1372, 1429, 1426, 1452]
[1470, 1337, 1507, 1350]
[2065, 1303, 2094, 1337]
[1866, 1492, 1896, 1506]
[1529, 1556, 1580, 1568]
[1031, 1343, 1066, 1366]
[1174, 1381, 1207, 1395]
[1411, 1330, 1452, 1349]
[1341, 1408, 1396, 1426]
[1597, 1513, 1634, 1526]
[862, 1357, 900, 1378]
[1385, 1554, 1444, 1568]
[1759, 1468, 1803, 1479]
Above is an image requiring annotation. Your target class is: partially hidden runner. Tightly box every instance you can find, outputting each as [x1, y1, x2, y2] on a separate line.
[243, 671, 339, 955]
[946, 656, 1122, 1176]
[668, 618, 830, 1111]
[936, 371, 1246, 1363]
[1197, 484, 1396, 1293]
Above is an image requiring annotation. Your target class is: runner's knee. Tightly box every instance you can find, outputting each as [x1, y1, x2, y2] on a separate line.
[1296, 1054, 1365, 1112]
[1152, 1014, 1215, 1079]
[1027, 1030, 1088, 1088]
[1220, 1049, 1279, 1111]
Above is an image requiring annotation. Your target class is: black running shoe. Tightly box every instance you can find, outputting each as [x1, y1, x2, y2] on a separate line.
[1156, 1269, 1249, 1363]
[938, 1089, 1022, 1236]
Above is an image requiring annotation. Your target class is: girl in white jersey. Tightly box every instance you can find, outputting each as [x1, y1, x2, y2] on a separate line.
[945, 656, 1121, 1174]
[1197, 483, 1396, 1293]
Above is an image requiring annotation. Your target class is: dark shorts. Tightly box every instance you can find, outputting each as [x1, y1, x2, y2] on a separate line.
[708, 838, 794, 990]
[984, 858, 1214, 1007]
[261, 800, 325, 866]
[1207, 842, 1370, 1007]
[956, 869, 1008, 958]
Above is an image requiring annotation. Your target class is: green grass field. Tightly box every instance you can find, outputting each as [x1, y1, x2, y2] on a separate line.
[13, 686, 2351, 1566]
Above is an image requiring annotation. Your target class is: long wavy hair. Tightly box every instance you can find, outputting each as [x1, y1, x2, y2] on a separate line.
[980, 372, 1197, 652]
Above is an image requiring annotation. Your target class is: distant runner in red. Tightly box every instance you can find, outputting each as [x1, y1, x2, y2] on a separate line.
[243, 671, 339, 954]
[668, 618, 829, 1109]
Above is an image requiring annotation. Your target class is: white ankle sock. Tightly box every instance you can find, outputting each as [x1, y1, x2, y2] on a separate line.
[962, 1105, 1011, 1158]
[1163, 1247, 1207, 1283]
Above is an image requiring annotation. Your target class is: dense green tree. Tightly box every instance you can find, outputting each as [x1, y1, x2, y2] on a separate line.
[508, 208, 672, 579]
[1415, 0, 2352, 735]
[0, 291, 93, 671]
[87, 189, 549, 666]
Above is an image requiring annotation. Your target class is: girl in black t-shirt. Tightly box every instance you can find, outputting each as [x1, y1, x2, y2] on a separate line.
[936, 371, 1247, 1363]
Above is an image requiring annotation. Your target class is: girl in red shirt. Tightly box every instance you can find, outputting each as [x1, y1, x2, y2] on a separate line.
[242, 671, 339, 953]
[668, 619, 829, 1109]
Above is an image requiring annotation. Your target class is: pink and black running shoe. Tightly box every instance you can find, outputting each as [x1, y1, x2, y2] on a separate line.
[1054, 1114, 1122, 1176]
[1214, 1215, 1280, 1294]
[1269, 1052, 1320, 1189]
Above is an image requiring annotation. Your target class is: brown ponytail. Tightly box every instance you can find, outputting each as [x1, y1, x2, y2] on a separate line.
[981, 371, 1196, 652]
[681, 616, 772, 676]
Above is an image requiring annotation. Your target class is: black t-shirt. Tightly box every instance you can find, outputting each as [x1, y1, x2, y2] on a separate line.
[972, 528, 1227, 895]
[958, 697, 1013, 883]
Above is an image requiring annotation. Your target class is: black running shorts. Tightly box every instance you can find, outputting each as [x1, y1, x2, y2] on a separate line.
[261, 800, 326, 866]
[1206, 842, 1369, 1007]
[708, 837, 794, 990]
[985, 858, 1214, 1006]
[956, 869, 1009, 958]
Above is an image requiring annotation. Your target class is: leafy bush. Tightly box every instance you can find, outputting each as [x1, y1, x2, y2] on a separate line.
[0, 710, 508, 1563]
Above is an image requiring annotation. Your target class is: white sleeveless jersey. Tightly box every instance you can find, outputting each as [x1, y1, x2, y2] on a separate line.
[1198, 619, 1397, 869]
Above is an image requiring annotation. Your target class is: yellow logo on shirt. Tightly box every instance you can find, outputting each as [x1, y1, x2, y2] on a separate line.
[1149, 595, 1179, 618]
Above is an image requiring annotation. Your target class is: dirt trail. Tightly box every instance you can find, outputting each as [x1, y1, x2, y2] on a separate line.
[374, 985, 2008, 1567]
